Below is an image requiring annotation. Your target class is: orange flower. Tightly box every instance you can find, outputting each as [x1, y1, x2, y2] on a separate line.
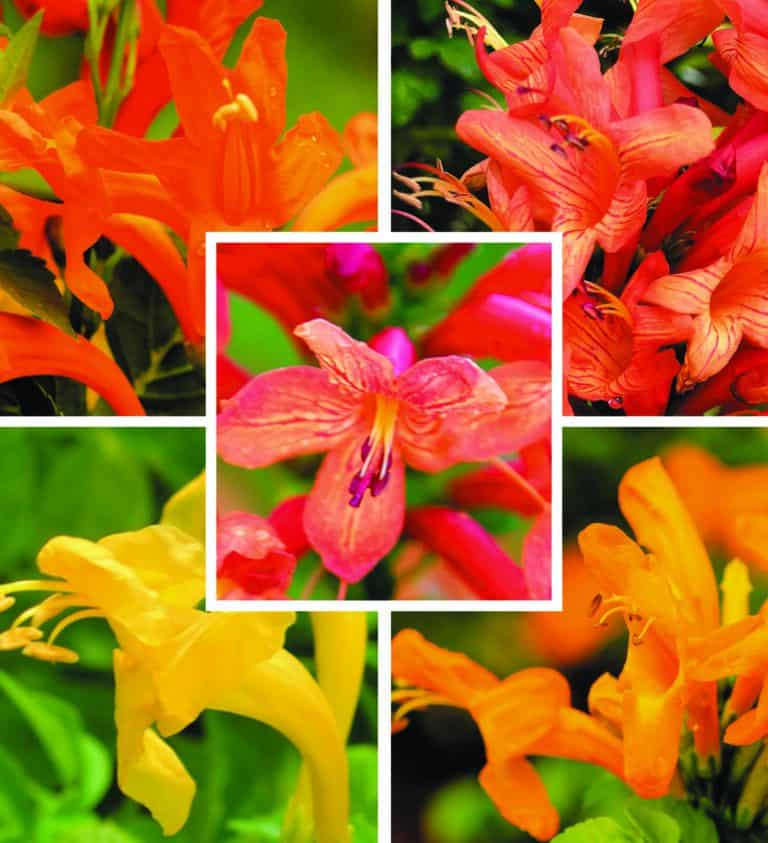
[643, 163, 768, 389]
[579, 457, 720, 797]
[0, 313, 145, 415]
[392, 629, 623, 841]
[78, 20, 363, 310]
[663, 443, 768, 573]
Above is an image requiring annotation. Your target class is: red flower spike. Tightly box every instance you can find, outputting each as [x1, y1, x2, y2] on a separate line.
[405, 507, 529, 600]
[218, 319, 507, 582]
[217, 511, 296, 599]
[0, 313, 145, 416]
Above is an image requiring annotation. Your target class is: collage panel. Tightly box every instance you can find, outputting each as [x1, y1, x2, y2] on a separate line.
[215, 239, 553, 603]
[0, 428, 378, 842]
[391, 425, 768, 841]
[0, 0, 376, 416]
[391, 1, 768, 418]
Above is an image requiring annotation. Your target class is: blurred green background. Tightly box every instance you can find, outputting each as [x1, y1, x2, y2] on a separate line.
[220, 243, 533, 600]
[393, 429, 768, 842]
[0, 428, 378, 841]
[392, 0, 737, 232]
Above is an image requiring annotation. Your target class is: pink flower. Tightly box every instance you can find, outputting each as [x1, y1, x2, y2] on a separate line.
[218, 319, 507, 582]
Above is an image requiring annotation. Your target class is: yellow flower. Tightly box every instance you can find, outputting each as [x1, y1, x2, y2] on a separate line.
[0, 474, 355, 842]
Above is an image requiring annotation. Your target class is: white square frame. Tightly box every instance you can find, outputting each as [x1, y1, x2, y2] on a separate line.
[205, 230, 564, 613]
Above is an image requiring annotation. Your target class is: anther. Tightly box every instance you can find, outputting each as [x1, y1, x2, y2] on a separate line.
[550, 143, 567, 157]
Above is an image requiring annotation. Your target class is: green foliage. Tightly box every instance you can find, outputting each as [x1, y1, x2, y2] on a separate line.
[0, 249, 72, 334]
[0, 10, 42, 104]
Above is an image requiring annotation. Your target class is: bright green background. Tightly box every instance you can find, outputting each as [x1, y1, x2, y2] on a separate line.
[0, 429, 377, 842]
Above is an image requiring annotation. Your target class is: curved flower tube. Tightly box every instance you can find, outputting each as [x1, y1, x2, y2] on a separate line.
[0, 475, 354, 842]
[0, 313, 145, 416]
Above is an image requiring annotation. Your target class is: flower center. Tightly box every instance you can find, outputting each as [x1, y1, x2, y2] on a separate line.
[0, 579, 104, 663]
[211, 80, 262, 226]
[348, 394, 399, 508]
[591, 592, 656, 645]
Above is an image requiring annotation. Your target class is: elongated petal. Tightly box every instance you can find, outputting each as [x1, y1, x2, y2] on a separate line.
[445, 361, 551, 462]
[0, 313, 144, 415]
[397, 356, 506, 417]
[612, 105, 714, 182]
[292, 164, 378, 231]
[464, 243, 552, 302]
[304, 438, 405, 583]
[218, 366, 360, 468]
[716, 27, 768, 112]
[158, 26, 227, 147]
[294, 319, 395, 395]
[471, 667, 570, 761]
[406, 507, 529, 599]
[643, 259, 729, 315]
[619, 457, 718, 632]
[486, 162, 534, 230]
[578, 523, 648, 598]
[522, 510, 552, 599]
[624, 0, 723, 63]
[479, 758, 559, 842]
[732, 163, 768, 258]
[113, 650, 196, 837]
[424, 293, 551, 362]
[270, 112, 345, 225]
[683, 312, 743, 385]
[391, 628, 499, 706]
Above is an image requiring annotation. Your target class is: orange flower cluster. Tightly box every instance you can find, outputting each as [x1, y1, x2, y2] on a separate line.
[0, 2, 376, 414]
[393, 455, 768, 839]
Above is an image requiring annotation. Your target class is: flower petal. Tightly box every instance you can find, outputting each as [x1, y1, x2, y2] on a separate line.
[391, 628, 499, 706]
[218, 366, 360, 468]
[294, 319, 395, 396]
[304, 437, 405, 583]
[479, 758, 559, 842]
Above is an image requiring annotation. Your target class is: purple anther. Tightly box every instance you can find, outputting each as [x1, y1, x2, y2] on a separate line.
[537, 114, 551, 128]
[349, 488, 366, 508]
[550, 143, 567, 158]
[371, 472, 390, 497]
[552, 118, 570, 135]
[517, 85, 533, 95]
[360, 437, 372, 461]
[582, 302, 602, 320]
[349, 473, 365, 496]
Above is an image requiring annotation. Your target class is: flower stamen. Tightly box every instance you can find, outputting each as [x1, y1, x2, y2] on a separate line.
[349, 394, 399, 507]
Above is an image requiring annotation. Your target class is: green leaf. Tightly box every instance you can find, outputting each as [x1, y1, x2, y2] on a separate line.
[553, 817, 638, 842]
[0, 249, 73, 335]
[37, 817, 142, 843]
[651, 799, 718, 843]
[0, 671, 82, 788]
[349, 745, 377, 843]
[0, 744, 36, 840]
[624, 799, 680, 843]
[0, 11, 42, 105]
[392, 68, 440, 128]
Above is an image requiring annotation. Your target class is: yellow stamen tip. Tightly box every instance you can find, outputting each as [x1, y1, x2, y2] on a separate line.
[0, 626, 43, 650]
[0, 595, 15, 612]
[22, 642, 79, 664]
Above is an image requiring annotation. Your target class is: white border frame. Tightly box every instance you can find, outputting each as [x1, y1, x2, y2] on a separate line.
[205, 230, 563, 613]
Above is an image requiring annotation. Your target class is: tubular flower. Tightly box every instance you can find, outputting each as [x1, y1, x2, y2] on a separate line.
[0, 313, 145, 416]
[713, 0, 768, 112]
[114, 0, 265, 136]
[579, 457, 721, 797]
[565, 261, 684, 415]
[78, 19, 352, 307]
[643, 164, 768, 390]
[218, 318, 507, 583]
[663, 444, 768, 573]
[0, 476, 353, 843]
[391, 629, 624, 841]
[458, 96, 713, 296]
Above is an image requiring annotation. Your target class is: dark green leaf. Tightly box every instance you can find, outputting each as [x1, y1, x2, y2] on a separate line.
[0, 249, 72, 334]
